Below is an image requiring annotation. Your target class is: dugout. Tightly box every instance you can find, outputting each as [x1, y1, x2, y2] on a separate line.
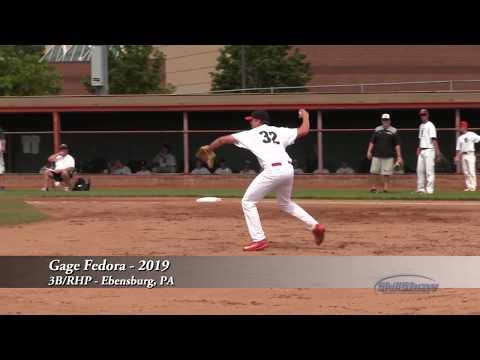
[0, 92, 479, 174]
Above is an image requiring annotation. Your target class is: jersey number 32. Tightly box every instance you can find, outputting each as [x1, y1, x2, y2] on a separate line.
[259, 131, 280, 144]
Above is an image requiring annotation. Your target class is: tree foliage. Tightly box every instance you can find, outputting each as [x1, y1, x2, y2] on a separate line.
[0, 45, 61, 96]
[210, 46, 312, 92]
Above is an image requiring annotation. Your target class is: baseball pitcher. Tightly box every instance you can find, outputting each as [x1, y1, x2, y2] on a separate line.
[197, 109, 325, 251]
[454, 120, 480, 191]
[416, 109, 440, 194]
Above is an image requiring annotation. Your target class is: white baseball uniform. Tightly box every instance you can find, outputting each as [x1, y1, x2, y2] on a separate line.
[417, 120, 437, 194]
[232, 124, 319, 242]
[457, 131, 480, 191]
[0, 138, 6, 174]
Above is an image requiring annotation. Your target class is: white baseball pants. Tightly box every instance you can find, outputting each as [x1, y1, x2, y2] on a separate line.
[0, 153, 4, 174]
[417, 148, 435, 193]
[462, 153, 477, 191]
[241, 164, 318, 241]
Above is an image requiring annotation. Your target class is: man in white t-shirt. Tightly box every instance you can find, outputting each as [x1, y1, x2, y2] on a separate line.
[416, 109, 440, 194]
[202, 109, 325, 251]
[454, 120, 480, 191]
[0, 128, 6, 190]
[41, 144, 76, 191]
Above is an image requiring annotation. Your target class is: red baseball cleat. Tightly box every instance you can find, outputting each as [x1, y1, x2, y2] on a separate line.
[312, 224, 326, 246]
[243, 240, 269, 251]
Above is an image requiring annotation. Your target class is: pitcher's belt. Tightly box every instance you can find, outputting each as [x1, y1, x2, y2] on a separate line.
[272, 161, 293, 167]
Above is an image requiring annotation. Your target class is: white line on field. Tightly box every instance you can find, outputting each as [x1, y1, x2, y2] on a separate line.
[25, 199, 480, 207]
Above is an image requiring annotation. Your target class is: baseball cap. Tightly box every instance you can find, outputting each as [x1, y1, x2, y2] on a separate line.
[245, 110, 270, 124]
[419, 109, 429, 116]
[459, 120, 469, 129]
[381, 113, 391, 120]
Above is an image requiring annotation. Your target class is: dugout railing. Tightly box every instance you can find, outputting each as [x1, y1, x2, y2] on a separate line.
[2, 126, 479, 175]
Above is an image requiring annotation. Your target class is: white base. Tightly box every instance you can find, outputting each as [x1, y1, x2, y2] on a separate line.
[196, 197, 222, 203]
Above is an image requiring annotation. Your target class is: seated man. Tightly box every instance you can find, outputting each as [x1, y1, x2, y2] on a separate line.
[336, 162, 355, 175]
[41, 144, 76, 191]
[239, 160, 257, 175]
[152, 144, 177, 173]
[191, 160, 211, 175]
[214, 158, 233, 175]
[135, 162, 152, 175]
[110, 160, 132, 175]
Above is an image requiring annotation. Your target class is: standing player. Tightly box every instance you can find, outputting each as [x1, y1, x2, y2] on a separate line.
[366, 113, 403, 193]
[202, 109, 325, 251]
[454, 120, 480, 191]
[0, 128, 6, 190]
[416, 109, 440, 194]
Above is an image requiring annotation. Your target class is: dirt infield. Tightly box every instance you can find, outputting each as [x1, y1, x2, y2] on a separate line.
[3, 197, 479, 256]
[2, 197, 480, 314]
[2, 288, 480, 315]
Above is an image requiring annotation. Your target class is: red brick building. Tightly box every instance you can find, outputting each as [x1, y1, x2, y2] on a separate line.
[294, 45, 480, 91]
[49, 62, 91, 95]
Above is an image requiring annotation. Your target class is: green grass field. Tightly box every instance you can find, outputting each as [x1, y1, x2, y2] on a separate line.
[0, 199, 48, 226]
[1, 188, 480, 226]
[2, 188, 480, 200]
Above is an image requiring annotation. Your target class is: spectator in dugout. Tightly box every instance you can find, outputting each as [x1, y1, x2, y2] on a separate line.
[191, 159, 211, 175]
[214, 158, 233, 175]
[135, 161, 152, 175]
[313, 168, 331, 174]
[110, 160, 132, 175]
[336, 161, 355, 174]
[152, 144, 177, 173]
[41, 144, 76, 191]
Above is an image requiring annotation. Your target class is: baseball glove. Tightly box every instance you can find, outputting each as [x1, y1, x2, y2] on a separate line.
[196, 145, 216, 169]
